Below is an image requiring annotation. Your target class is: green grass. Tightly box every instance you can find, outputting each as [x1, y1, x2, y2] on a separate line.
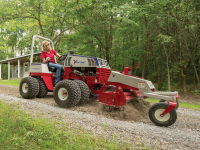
[0, 79, 21, 86]
[146, 98, 200, 111]
[0, 101, 133, 150]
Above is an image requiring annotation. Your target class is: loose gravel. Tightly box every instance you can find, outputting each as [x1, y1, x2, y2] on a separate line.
[1, 93, 200, 150]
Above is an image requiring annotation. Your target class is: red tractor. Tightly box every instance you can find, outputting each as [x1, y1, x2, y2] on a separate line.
[19, 35, 179, 127]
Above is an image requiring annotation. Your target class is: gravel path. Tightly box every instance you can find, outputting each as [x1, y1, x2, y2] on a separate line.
[1, 93, 200, 150]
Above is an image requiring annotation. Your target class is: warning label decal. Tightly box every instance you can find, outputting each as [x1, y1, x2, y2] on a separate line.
[138, 82, 145, 88]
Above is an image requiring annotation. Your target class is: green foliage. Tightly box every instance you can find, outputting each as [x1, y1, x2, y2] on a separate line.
[0, 0, 200, 92]
[0, 101, 131, 149]
[146, 98, 200, 111]
[191, 89, 200, 96]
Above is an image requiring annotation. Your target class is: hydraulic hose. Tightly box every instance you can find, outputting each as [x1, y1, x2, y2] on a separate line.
[69, 70, 87, 83]
[89, 85, 115, 97]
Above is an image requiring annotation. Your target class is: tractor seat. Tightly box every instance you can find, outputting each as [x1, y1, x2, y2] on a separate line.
[49, 66, 57, 72]
[48, 66, 64, 73]
[40, 57, 63, 72]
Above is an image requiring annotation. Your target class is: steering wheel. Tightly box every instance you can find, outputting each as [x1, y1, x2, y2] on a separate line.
[58, 54, 68, 61]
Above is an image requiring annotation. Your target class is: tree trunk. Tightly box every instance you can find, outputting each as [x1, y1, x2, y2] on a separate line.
[180, 67, 187, 92]
[156, 20, 163, 90]
[163, 43, 172, 92]
[158, 40, 163, 90]
[142, 14, 149, 78]
[150, 40, 160, 89]
[142, 52, 148, 79]
[183, 30, 200, 85]
[105, 47, 110, 64]
[166, 56, 171, 91]
[99, 45, 101, 58]
[2, 64, 4, 79]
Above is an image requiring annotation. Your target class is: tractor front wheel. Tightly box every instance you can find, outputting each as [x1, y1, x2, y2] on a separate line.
[19, 77, 39, 99]
[53, 80, 81, 108]
[149, 103, 177, 127]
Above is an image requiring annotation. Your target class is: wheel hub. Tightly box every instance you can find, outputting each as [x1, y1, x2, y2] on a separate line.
[22, 83, 28, 93]
[155, 108, 170, 122]
[58, 88, 68, 101]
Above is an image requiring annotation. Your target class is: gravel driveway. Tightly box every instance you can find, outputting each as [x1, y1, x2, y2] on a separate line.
[0, 85, 200, 149]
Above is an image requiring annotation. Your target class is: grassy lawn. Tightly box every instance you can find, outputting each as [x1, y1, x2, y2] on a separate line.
[0, 79, 21, 86]
[146, 98, 200, 111]
[0, 101, 134, 150]
[0, 80, 149, 149]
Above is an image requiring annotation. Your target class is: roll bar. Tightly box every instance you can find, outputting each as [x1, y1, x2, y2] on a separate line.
[30, 35, 56, 64]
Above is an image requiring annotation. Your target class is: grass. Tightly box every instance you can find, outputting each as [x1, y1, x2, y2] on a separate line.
[0, 79, 21, 86]
[146, 98, 200, 111]
[0, 101, 131, 150]
[0, 79, 150, 149]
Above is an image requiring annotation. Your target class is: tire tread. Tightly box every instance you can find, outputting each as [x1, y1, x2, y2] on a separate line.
[53, 80, 81, 108]
[19, 77, 39, 99]
[74, 80, 90, 105]
[35, 78, 48, 98]
[148, 102, 177, 127]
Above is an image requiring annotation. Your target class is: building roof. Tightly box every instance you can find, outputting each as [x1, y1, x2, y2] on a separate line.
[0, 52, 41, 65]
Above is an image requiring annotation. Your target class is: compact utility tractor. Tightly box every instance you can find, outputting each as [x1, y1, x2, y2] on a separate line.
[19, 35, 179, 127]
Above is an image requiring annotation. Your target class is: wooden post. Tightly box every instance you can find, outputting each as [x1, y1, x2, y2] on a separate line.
[12, 65, 14, 79]
[18, 59, 20, 79]
[0, 63, 1, 79]
[8, 61, 10, 80]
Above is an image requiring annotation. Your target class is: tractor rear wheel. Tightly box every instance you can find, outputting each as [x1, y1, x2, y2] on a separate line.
[149, 103, 177, 127]
[53, 80, 81, 108]
[19, 77, 39, 99]
[74, 80, 90, 105]
[160, 99, 179, 110]
[35, 78, 48, 98]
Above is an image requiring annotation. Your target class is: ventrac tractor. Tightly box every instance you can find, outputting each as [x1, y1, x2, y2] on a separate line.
[19, 35, 179, 127]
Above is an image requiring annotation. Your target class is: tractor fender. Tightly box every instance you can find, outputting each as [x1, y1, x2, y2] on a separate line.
[42, 76, 54, 91]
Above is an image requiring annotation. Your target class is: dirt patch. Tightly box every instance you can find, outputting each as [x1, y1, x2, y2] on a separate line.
[71, 98, 151, 122]
[0, 84, 151, 122]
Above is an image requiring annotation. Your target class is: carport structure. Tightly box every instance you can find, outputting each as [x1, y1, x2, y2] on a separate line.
[0, 52, 41, 80]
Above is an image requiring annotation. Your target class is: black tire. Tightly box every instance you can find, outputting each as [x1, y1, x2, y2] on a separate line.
[159, 99, 179, 110]
[35, 78, 48, 98]
[53, 80, 81, 108]
[19, 77, 39, 99]
[74, 80, 90, 105]
[149, 103, 177, 127]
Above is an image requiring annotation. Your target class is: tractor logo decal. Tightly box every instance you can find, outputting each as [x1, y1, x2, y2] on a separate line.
[73, 60, 86, 64]
[112, 74, 116, 77]
[31, 68, 40, 69]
